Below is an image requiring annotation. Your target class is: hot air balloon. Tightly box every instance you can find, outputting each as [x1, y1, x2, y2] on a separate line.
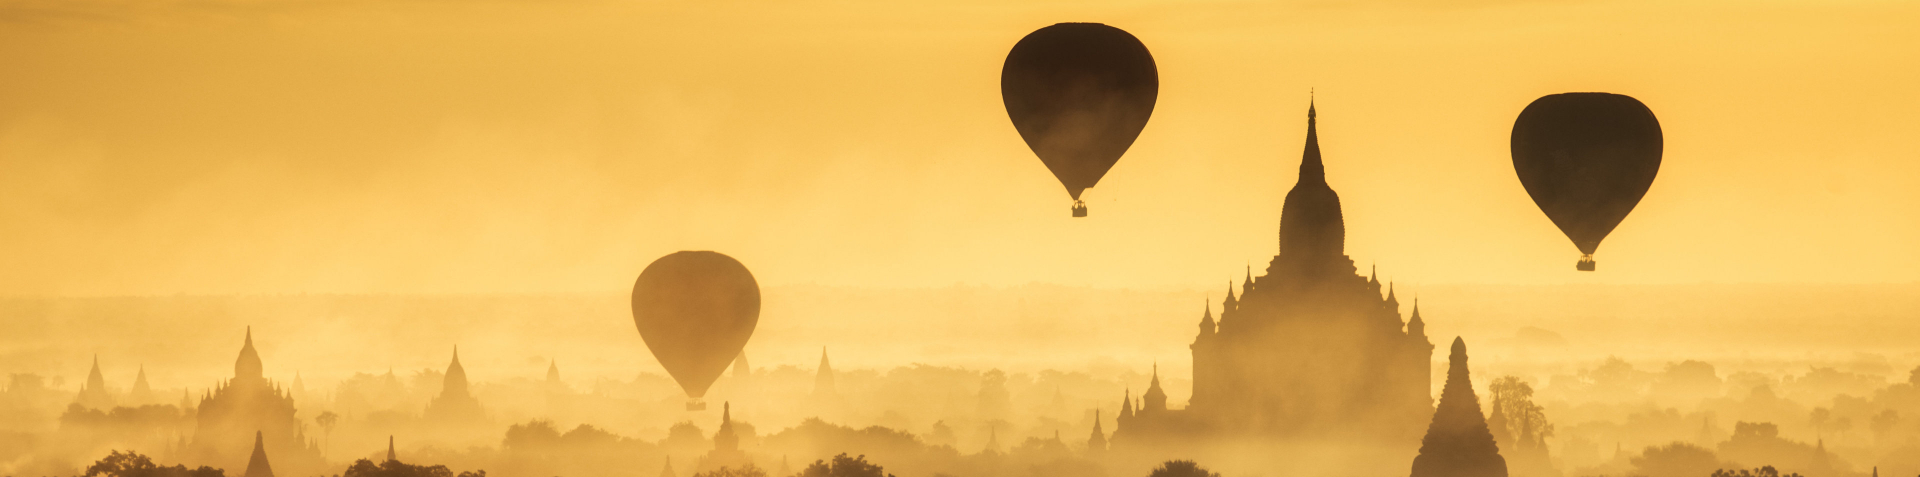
[1001, 23, 1158, 217]
[1511, 93, 1663, 271]
[631, 251, 759, 410]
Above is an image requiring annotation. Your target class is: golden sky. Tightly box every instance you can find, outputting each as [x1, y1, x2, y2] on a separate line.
[1, 0, 1916, 295]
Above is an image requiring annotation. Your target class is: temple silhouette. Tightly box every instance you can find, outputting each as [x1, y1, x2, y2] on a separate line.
[423, 347, 485, 425]
[1113, 100, 1436, 444]
[185, 329, 322, 475]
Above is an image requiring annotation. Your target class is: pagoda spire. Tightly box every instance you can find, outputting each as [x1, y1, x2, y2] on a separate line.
[1088, 409, 1108, 451]
[1275, 93, 1346, 260]
[1408, 298, 1428, 339]
[387, 435, 397, 462]
[1143, 363, 1167, 412]
[236, 327, 264, 382]
[443, 346, 469, 398]
[1410, 338, 1507, 477]
[1199, 300, 1216, 336]
[813, 348, 835, 396]
[1300, 92, 1324, 184]
[243, 431, 275, 477]
[86, 355, 105, 391]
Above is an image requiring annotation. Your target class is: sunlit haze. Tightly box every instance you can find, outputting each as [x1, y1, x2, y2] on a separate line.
[2, 2, 1917, 477]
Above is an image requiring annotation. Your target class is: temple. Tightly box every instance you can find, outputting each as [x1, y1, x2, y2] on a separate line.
[424, 347, 485, 424]
[186, 329, 322, 475]
[1113, 99, 1436, 444]
[73, 355, 114, 410]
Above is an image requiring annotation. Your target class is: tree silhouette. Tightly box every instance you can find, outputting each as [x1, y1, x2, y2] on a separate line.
[1630, 442, 1725, 477]
[797, 453, 891, 477]
[1809, 408, 1831, 437]
[1711, 466, 1804, 477]
[1870, 410, 1899, 441]
[84, 450, 224, 477]
[1147, 460, 1220, 477]
[693, 465, 768, 477]
[1487, 376, 1553, 448]
[341, 458, 483, 477]
[316, 411, 339, 457]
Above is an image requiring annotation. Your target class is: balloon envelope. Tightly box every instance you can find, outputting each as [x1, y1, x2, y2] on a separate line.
[1001, 23, 1158, 202]
[631, 251, 759, 401]
[1511, 93, 1663, 268]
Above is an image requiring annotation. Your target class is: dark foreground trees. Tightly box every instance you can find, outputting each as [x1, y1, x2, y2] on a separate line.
[84, 451, 223, 477]
[1147, 460, 1220, 477]
[798, 454, 892, 477]
[693, 464, 768, 477]
[341, 459, 484, 477]
[1711, 466, 1806, 477]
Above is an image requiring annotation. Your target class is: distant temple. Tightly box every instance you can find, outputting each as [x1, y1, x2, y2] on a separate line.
[699, 402, 751, 471]
[129, 365, 157, 406]
[812, 348, 835, 397]
[74, 355, 114, 410]
[423, 347, 485, 424]
[186, 329, 321, 474]
[1114, 100, 1435, 444]
[806, 348, 843, 419]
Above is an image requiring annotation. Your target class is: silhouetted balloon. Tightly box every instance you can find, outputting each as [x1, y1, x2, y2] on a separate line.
[1001, 23, 1158, 217]
[631, 251, 759, 410]
[1511, 93, 1663, 271]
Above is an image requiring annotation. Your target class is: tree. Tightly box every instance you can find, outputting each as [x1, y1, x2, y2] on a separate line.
[1711, 466, 1804, 477]
[342, 458, 458, 477]
[1810, 408, 1832, 437]
[1147, 460, 1220, 477]
[1630, 442, 1725, 477]
[1870, 410, 1899, 441]
[797, 453, 891, 477]
[84, 450, 225, 477]
[316, 411, 340, 456]
[1488, 376, 1555, 450]
[694, 465, 768, 477]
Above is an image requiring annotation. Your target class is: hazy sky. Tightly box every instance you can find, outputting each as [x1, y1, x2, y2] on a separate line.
[2, 0, 1916, 295]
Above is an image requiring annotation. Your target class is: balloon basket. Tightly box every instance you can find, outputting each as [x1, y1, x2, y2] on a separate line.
[1576, 255, 1596, 271]
[1071, 200, 1088, 218]
[686, 399, 707, 411]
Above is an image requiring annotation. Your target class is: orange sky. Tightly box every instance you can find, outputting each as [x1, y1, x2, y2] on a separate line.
[1, 0, 1916, 295]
